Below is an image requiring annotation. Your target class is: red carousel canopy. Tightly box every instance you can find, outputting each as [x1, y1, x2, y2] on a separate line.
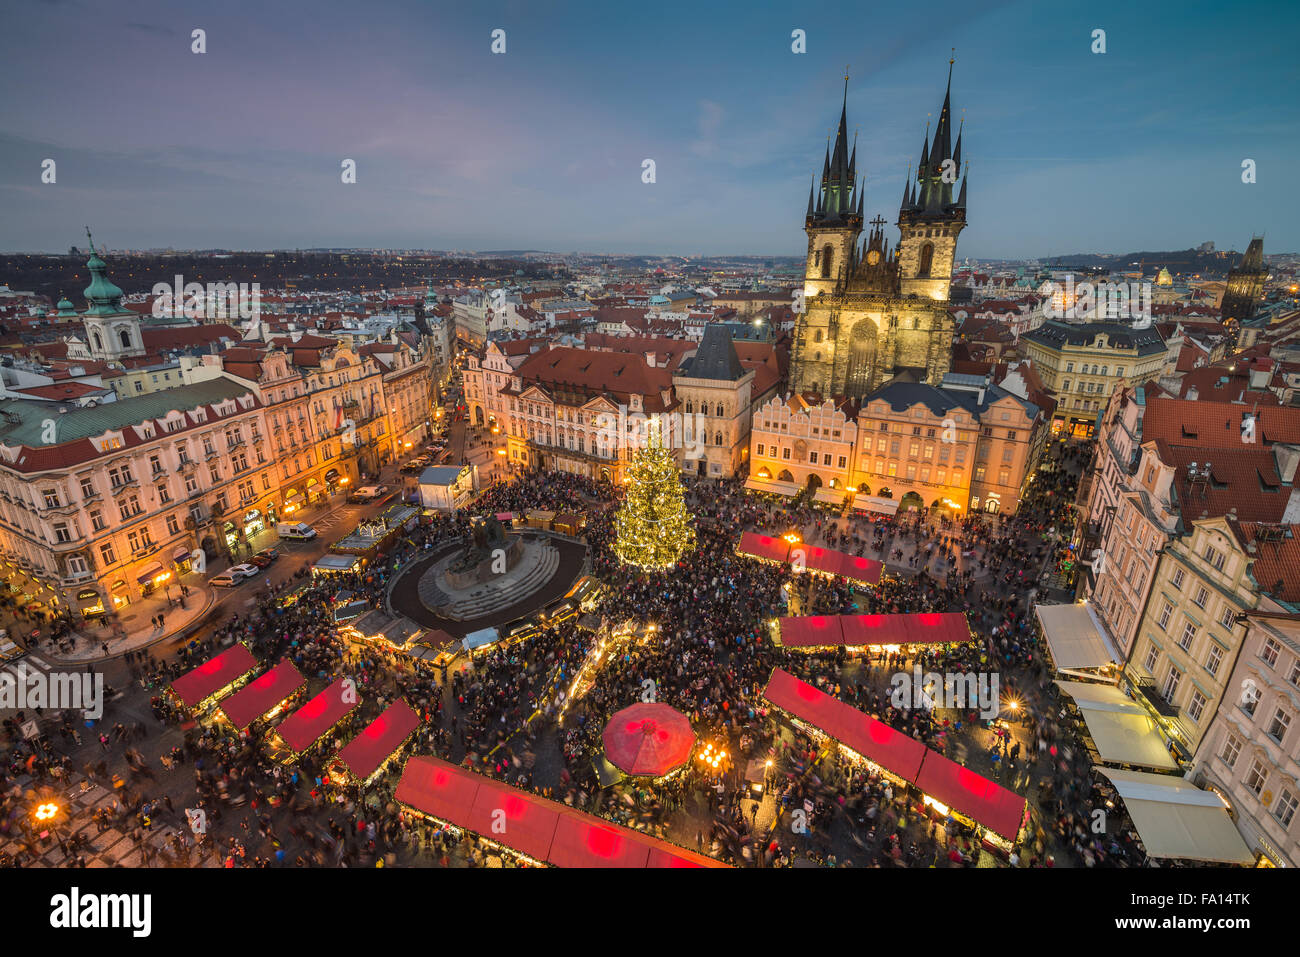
[275, 677, 360, 754]
[602, 703, 696, 777]
[170, 644, 256, 708]
[337, 699, 420, 781]
[218, 659, 305, 730]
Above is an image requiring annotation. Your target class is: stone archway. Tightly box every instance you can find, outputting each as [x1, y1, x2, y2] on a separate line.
[899, 491, 924, 512]
[778, 469, 794, 483]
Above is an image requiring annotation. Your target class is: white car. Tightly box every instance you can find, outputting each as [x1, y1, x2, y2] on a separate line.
[230, 563, 261, 580]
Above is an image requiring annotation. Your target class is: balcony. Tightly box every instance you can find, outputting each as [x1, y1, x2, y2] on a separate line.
[1137, 679, 1180, 718]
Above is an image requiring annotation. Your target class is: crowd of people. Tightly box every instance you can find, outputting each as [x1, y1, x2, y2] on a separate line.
[1, 432, 1161, 869]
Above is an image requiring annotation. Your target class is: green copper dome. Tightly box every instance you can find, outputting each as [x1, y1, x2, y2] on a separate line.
[82, 248, 125, 316]
[56, 296, 78, 317]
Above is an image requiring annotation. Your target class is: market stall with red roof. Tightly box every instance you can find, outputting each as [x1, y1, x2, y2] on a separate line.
[777, 612, 972, 649]
[169, 643, 257, 709]
[337, 699, 421, 784]
[914, 751, 1028, 843]
[774, 615, 846, 649]
[735, 532, 792, 564]
[217, 659, 306, 730]
[272, 677, 361, 756]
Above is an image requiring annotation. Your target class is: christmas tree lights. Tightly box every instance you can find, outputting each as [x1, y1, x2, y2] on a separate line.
[612, 421, 696, 569]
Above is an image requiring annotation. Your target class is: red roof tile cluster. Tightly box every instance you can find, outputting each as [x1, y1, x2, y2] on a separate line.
[1229, 521, 1300, 603]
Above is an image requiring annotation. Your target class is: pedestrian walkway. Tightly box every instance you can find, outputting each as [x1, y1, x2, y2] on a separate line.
[48, 580, 217, 665]
[0, 650, 53, 687]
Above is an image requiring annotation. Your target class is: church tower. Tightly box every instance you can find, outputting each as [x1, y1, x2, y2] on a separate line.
[897, 60, 967, 301]
[804, 76, 863, 300]
[80, 230, 145, 361]
[1220, 236, 1267, 325]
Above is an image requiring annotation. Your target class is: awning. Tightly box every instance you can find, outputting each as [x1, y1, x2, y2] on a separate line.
[854, 495, 900, 516]
[275, 677, 361, 754]
[463, 627, 500, 651]
[337, 700, 420, 781]
[135, 561, 164, 584]
[325, 468, 340, 480]
[1055, 680, 1179, 770]
[1034, 603, 1120, 671]
[813, 487, 843, 505]
[736, 531, 792, 564]
[777, 612, 972, 648]
[286, 493, 305, 504]
[1098, 768, 1254, 864]
[914, 752, 1027, 841]
[763, 668, 928, 782]
[777, 616, 845, 647]
[170, 644, 257, 708]
[744, 477, 798, 496]
[218, 659, 306, 730]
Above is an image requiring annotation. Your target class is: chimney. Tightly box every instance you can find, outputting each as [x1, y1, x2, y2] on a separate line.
[1186, 385, 1199, 401]
[1249, 363, 1270, 390]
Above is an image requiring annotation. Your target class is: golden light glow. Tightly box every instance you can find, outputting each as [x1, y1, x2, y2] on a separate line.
[35, 802, 58, 821]
[783, 532, 801, 544]
[339, 477, 349, 485]
[922, 796, 950, 816]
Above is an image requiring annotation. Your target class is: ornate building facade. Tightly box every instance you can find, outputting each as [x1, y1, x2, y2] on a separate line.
[791, 68, 968, 400]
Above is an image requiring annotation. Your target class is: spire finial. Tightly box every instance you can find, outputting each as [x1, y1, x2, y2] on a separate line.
[85, 226, 95, 254]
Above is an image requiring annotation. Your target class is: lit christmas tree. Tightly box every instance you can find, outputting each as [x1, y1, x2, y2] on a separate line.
[613, 420, 696, 569]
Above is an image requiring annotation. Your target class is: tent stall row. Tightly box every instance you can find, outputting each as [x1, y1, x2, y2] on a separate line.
[335, 700, 421, 785]
[736, 532, 883, 586]
[397, 755, 727, 867]
[763, 668, 1027, 848]
[1034, 602, 1121, 681]
[777, 612, 973, 649]
[217, 659, 306, 731]
[169, 643, 257, 710]
[1098, 768, 1253, 865]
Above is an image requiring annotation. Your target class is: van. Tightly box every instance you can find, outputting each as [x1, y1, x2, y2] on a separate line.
[347, 484, 387, 504]
[276, 522, 317, 540]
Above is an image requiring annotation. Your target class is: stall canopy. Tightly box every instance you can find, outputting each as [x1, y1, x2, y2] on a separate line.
[779, 613, 971, 648]
[1098, 768, 1254, 864]
[1055, 680, 1178, 771]
[601, 703, 696, 777]
[275, 677, 360, 754]
[913, 752, 1027, 841]
[777, 616, 845, 648]
[763, 668, 927, 782]
[743, 477, 799, 497]
[463, 627, 500, 652]
[170, 644, 257, 708]
[736, 532, 791, 564]
[218, 660, 306, 730]
[337, 699, 420, 781]
[1035, 603, 1120, 673]
[396, 755, 728, 867]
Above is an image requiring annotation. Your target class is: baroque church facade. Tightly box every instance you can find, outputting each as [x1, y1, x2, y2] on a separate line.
[791, 67, 968, 400]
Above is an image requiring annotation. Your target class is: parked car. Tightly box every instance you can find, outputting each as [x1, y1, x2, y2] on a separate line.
[250, 548, 280, 567]
[276, 522, 317, 540]
[209, 572, 240, 588]
[230, 563, 261, 579]
[347, 484, 388, 504]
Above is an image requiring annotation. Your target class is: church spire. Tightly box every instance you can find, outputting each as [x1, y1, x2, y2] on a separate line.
[808, 71, 862, 225]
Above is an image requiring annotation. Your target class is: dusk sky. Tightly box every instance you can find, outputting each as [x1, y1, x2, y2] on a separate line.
[2, 0, 1296, 258]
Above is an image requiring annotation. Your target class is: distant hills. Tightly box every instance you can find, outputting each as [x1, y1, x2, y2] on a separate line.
[1041, 248, 1243, 276]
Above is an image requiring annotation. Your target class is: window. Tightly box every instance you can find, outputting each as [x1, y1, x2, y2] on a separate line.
[118, 495, 141, 521]
[1205, 544, 1225, 571]
[53, 523, 71, 544]
[100, 542, 117, 567]
[157, 484, 172, 504]
[1192, 586, 1209, 609]
[1206, 644, 1223, 676]
[782, 447, 790, 460]
[1179, 621, 1196, 651]
[1187, 690, 1206, 723]
[1157, 601, 1173, 630]
[90, 510, 106, 532]
[1263, 637, 1282, 667]
[1290, 659, 1300, 689]
[149, 454, 163, 475]
[809, 452, 819, 465]
[166, 513, 180, 535]
[837, 455, 847, 469]
[756, 444, 765, 457]
[1244, 760, 1268, 797]
[80, 477, 95, 499]
[1274, 789, 1298, 828]
[42, 489, 61, 508]
[1171, 566, 1185, 591]
[1268, 707, 1291, 744]
[1161, 665, 1181, 701]
[1219, 607, 1236, 630]
[108, 465, 134, 488]
[209, 463, 221, 483]
[1220, 733, 1242, 767]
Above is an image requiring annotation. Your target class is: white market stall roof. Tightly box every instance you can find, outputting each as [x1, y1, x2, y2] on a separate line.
[463, 627, 500, 652]
[1034, 602, 1120, 671]
[744, 477, 798, 497]
[813, 487, 845, 505]
[1098, 768, 1254, 865]
[1055, 681, 1179, 771]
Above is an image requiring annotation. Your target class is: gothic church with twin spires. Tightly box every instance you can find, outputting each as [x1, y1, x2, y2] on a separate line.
[790, 65, 968, 400]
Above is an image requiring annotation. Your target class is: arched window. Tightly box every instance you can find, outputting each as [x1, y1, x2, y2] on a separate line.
[917, 243, 934, 278]
[1100, 366, 1108, 376]
[715, 432, 723, 447]
[119, 328, 132, 348]
[814, 330, 823, 343]
[685, 400, 693, 414]
[90, 331, 102, 352]
[821, 244, 833, 279]
[715, 404, 724, 418]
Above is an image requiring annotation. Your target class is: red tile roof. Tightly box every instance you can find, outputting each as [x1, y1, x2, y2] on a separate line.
[1228, 521, 1300, 603]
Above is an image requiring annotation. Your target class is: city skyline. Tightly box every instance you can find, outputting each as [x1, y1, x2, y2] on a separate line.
[1, 1, 1297, 258]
